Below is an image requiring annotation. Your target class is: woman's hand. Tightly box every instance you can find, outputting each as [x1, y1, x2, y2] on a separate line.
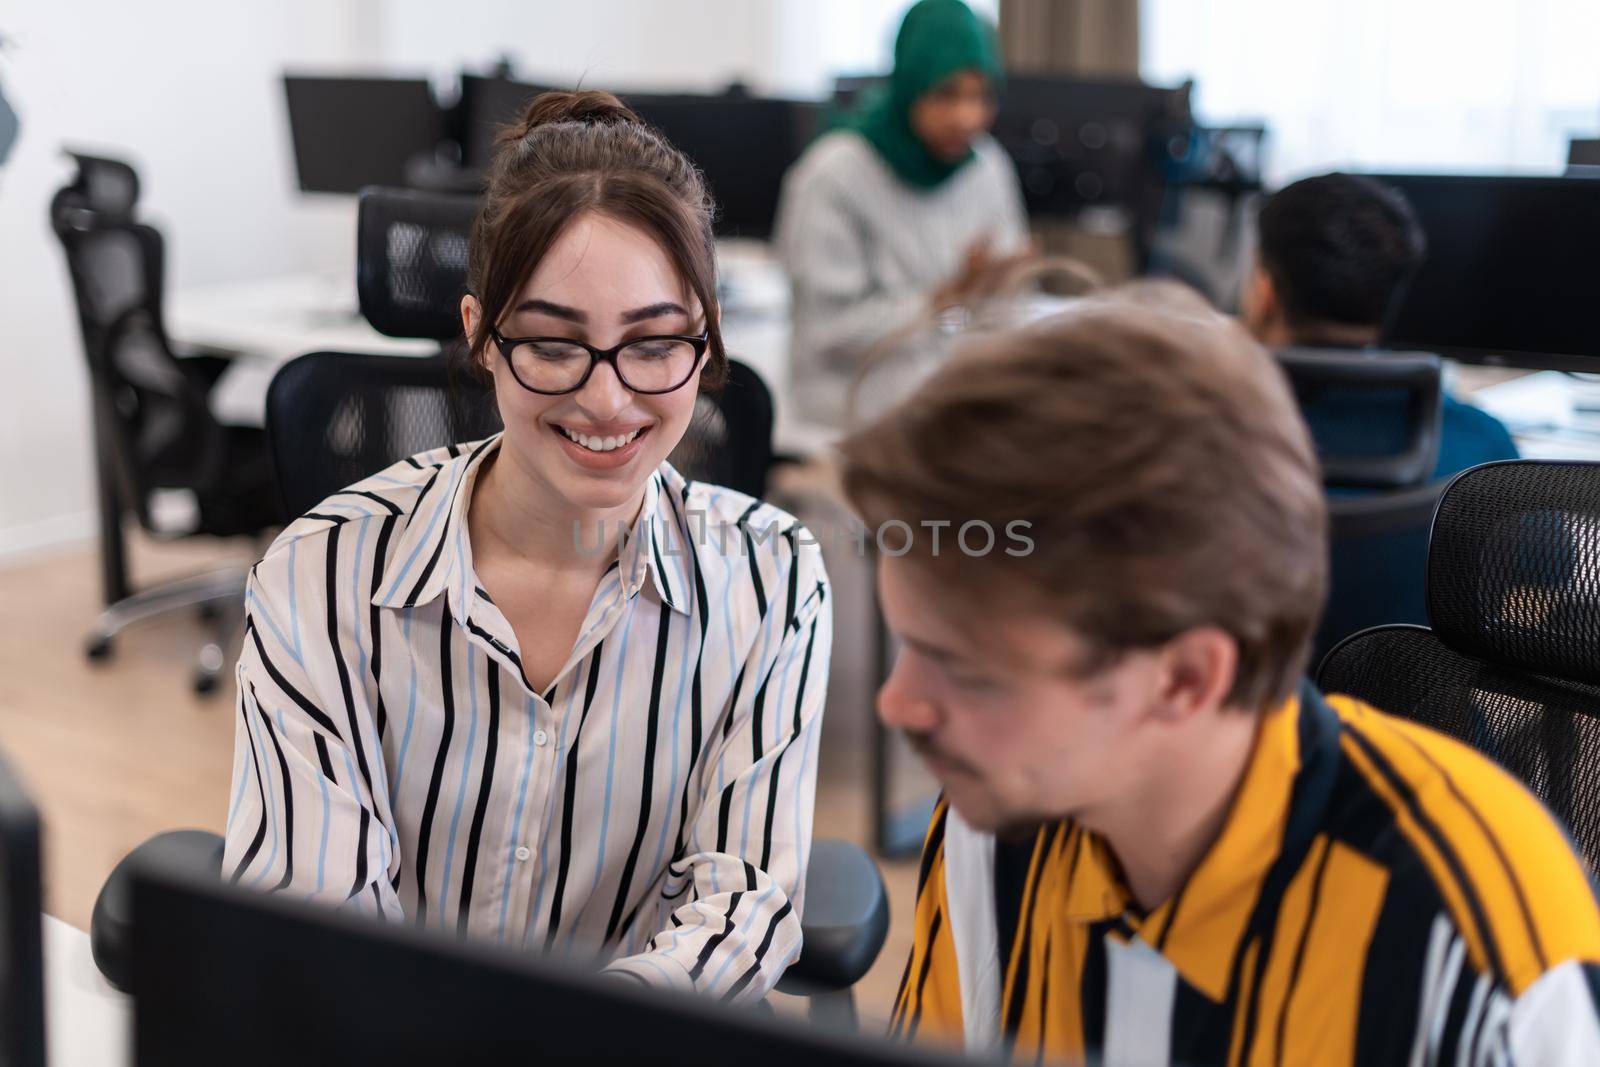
[929, 235, 1042, 311]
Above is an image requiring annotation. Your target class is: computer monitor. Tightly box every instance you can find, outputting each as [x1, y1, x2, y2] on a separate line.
[282, 76, 444, 194]
[1375, 174, 1600, 369]
[0, 753, 44, 1067]
[624, 92, 823, 239]
[129, 856, 962, 1067]
[991, 74, 1191, 223]
[455, 74, 553, 170]
[1569, 138, 1600, 172]
[832, 74, 884, 113]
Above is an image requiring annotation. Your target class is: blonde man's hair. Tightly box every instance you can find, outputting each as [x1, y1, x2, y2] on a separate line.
[839, 283, 1327, 711]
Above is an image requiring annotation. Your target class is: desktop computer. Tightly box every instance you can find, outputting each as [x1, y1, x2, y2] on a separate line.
[991, 74, 1191, 224]
[623, 91, 823, 240]
[1568, 137, 1600, 171]
[0, 753, 44, 1067]
[129, 854, 969, 1067]
[282, 75, 445, 194]
[447, 79, 820, 239]
[454, 73, 555, 170]
[1376, 174, 1600, 370]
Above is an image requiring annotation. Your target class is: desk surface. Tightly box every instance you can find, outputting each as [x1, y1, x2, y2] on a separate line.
[169, 275, 437, 428]
[1457, 365, 1600, 462]
[169, 274, 438, 364]
[42, 915, 130, 1067]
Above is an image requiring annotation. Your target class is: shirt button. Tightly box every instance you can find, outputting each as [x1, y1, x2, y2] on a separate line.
[515, 846, 531, 862]
[534, 729, 549, 747]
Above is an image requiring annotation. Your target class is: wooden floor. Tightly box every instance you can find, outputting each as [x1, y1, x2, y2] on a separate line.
[0, 531, 924, 1025]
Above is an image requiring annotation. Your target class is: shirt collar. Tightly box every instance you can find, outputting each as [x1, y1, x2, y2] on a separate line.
[371, 437, 692, 617]
[1060, 688, 1338, 1002]
[618, 464, 694, 616]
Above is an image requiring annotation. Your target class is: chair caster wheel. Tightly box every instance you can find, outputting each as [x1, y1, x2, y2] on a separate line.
[85, 636, 115, 662]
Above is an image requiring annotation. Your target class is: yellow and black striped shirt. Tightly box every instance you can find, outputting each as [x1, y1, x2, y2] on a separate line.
[892, 684, 1600, 1065]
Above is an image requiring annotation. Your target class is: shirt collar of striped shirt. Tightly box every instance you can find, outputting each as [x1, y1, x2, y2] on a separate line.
[370, 434, 695, 617]
[1058, 690, 1337, 1002]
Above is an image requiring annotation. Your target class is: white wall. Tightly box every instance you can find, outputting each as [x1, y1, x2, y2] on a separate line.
[1142, 0, 1600, 185]
[0, 0, 381, 559]
[378, 0, 777, 96]
[373, 0, 991, 100]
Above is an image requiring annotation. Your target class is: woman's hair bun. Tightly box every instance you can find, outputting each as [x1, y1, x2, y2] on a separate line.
[498, 89, 641, 146]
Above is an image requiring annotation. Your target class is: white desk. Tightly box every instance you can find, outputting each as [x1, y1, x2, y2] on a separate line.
[1457, 366, 1600, 462]
[42, 916, 131, 1067]
[169, 275, 437, 428]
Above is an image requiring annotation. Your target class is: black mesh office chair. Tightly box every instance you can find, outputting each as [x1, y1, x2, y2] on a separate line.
[50, 151, 278, 694]
[1278, 347, 1449, 664]
[1318, 460, 1600, 870]
[266, 351, 499, 520]
[92, 186, 888, 1024]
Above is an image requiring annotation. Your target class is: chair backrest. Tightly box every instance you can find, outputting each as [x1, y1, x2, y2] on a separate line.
[1276, 346, 1444, 490]
[266, 352, 501, 521]
[1318, 460, 1600, 868]
[1314, 479, 1448, 664]
[357, 186, 477, 341]
[54, 151, 140, 221]
[1424, 460, 1600, 679]
[50, 152, 225, 511]
[1280, 346, 1448, 661]
[666, 358, 775, 500]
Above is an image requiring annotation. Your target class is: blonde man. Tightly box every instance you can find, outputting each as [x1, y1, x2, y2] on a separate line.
[841, 289, 1600, 1065]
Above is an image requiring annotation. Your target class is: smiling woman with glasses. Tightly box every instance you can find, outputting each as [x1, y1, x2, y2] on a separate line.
[223, 90, 832, 1010]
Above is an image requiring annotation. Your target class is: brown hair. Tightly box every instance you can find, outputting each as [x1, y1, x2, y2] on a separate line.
[839, 282, 1327, 711]
[463, 89, 727, 390]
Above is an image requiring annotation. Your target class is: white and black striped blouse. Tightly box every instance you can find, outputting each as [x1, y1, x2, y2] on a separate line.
[223, 435, 832, 1002]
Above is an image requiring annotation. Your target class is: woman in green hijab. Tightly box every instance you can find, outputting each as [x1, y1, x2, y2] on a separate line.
[774, 0, 1032, 426]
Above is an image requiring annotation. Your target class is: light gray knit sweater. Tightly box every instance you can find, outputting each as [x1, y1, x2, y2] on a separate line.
[773, 128, 1029, 426]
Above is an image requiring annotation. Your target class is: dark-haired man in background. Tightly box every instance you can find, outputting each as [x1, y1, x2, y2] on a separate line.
[1242, 172, 1518, 479]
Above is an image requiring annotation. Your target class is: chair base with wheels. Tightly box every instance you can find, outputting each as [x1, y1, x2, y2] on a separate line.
[83, 560, 250, 695]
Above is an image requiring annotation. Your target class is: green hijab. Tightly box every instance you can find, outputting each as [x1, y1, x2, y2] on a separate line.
[853, 0, 1004, 190]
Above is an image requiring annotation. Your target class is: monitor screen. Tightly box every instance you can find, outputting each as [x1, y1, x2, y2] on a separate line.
[0, 754, 43, 1067]
[991, 74, 1190, 222]
[282, 76, 443, 194]
[455, 75, 552, 170]
[1376, 174, 1600, 368]
[130, 858, 962, 1067]
[623, 93, 822, 239]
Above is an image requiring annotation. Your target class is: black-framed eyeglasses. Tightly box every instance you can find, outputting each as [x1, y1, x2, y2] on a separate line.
[490, 326, 709, 396]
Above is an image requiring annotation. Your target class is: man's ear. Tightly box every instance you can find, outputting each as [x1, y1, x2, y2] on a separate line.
[1241, 266, 1281, 343]
[1153, 627, 1238, 722]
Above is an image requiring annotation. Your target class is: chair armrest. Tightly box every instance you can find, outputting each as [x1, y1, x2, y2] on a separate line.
[776, 838, 889, 995]
[90, 830, 224, 992]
